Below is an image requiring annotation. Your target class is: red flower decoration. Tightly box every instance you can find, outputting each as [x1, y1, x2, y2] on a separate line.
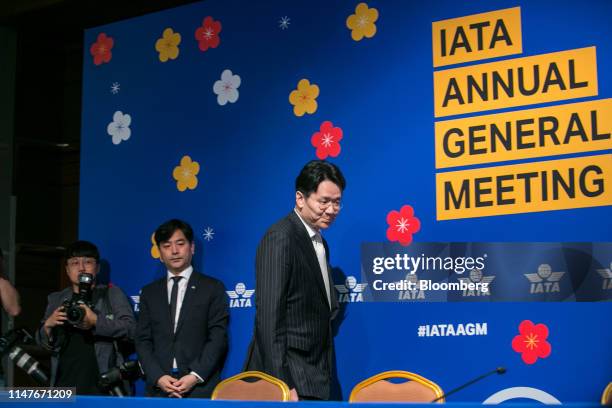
[386, 205, 421, 246]
[90, 33, 114, 66]
[511, 320, 552, 364]
[195, 17, 222, 51]
[311, 121, 343, 159]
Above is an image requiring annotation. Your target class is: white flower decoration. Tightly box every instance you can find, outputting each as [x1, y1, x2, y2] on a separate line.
[213, 69, 241, 106]
[203, 227, 214, 241]
[107, 111, 132, 145]
[279, 16, 290, 30]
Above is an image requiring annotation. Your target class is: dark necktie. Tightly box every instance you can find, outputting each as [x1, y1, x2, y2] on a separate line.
[169, 276, 182, 331]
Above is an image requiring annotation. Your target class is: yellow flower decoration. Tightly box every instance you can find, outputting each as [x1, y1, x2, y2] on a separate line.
[289, 79, 319, 117]
[346, 3, 379, 41]
[155, 28, 181, 62]
[150, 233, 160, 259]
[173, 155, 200, 192]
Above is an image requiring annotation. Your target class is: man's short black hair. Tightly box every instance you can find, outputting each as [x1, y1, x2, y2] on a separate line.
[295, 160, 346, 197]
[65, 241, 100, 263]
[154, 219, 194, 245]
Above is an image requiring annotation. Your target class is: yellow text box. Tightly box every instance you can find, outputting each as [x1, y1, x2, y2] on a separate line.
[436, 154, 612, 220]
[433, 47, 598, 117]
[432, 7, 522, 67]
[435, 99, 612, 168]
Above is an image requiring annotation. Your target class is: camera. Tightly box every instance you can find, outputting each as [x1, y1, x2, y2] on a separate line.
[0, 328, 49, 385]
[61, 272, 95, 325]
[98, 360, 142, 396]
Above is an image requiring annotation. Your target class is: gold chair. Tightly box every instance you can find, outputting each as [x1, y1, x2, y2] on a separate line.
[211, 371, 291, 401]
[349, 370, 444, 403]
[602, 382, 612, 405]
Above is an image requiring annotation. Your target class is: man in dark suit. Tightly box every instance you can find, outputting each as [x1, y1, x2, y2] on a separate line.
[136, 219, 228, 398]
[244, 160, 346, 400]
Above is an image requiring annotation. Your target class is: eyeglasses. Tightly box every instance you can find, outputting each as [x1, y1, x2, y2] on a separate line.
[316, 198, 343, 211]
[67, 257, 97, 268]
[299, 191, 343, 212]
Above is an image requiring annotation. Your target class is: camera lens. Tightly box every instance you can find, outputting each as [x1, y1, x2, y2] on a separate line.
[66, 305, 85, 324]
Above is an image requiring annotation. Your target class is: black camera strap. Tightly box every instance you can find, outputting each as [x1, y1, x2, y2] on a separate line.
[97, 287, 122, 361]
[98, 286, 134, 396]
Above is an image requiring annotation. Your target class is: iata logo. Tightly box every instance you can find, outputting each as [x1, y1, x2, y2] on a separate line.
[130, 295, 140, 312]
[334, 276, 367, 302]
[459, 269, 495, 297]
[399, 273, 426, 300]
[525, 264, 565, 294]
[596, 262, 612, 290]
[226, 282, 255, 308]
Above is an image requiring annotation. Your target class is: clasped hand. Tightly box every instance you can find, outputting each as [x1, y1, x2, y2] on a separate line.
[157, 374, 198, 398]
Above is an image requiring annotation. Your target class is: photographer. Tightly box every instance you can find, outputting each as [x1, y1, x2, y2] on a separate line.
[1, 248, 21, 387]
[0, 248, 21, 318]
[36, 241, 135, 395]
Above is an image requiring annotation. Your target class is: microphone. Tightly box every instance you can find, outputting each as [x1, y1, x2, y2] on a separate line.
[431, 367, 506, 402]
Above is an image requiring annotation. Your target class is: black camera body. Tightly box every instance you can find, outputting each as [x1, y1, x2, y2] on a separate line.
[61, 272, 95, 325]
[98, 360, 142, 396]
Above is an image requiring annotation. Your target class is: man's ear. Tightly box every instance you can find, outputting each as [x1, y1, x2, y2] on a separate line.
[295, 191, 304, 210]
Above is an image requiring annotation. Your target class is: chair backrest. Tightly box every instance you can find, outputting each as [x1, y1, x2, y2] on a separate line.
[211, 371, 291, 401]
[602, 382, 612, 405]
[349, 370, 444, 403]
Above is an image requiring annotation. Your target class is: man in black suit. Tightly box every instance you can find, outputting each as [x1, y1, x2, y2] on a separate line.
[136, 219, 228, 398]
[244, 160, 345, 400]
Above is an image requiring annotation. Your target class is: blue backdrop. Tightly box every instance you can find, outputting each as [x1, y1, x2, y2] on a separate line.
[79, 0, 611, 402]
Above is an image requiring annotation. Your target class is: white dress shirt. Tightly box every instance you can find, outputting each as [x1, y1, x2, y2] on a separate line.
[167, 266, 193, 333]
[294, 209, 332, 308]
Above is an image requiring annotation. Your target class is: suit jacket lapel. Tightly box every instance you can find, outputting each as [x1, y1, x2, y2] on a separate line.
[174, 272, 198, 336]
[289, 212, 330, 307]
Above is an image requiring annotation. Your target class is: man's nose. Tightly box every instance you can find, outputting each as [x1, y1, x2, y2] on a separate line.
[324, 205, 335, 214]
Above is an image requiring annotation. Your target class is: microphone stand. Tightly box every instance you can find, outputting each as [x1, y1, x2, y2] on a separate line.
[432, 367, 506, 402]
